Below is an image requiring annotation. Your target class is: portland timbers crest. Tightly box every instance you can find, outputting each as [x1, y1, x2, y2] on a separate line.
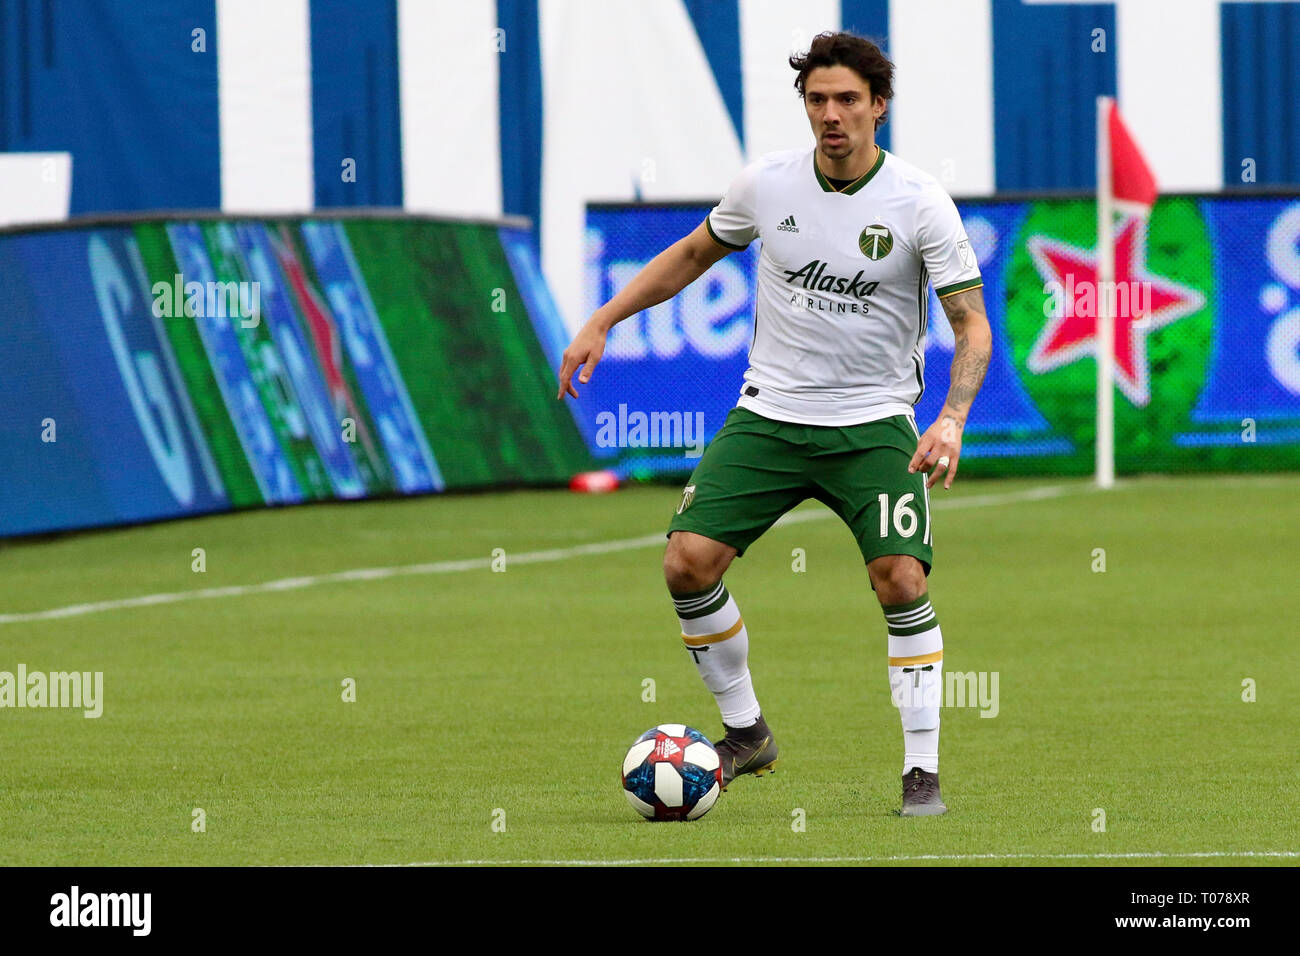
[859, 223, 893, 260]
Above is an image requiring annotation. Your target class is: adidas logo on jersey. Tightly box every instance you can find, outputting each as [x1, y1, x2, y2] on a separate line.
[777, 215, 799, 232]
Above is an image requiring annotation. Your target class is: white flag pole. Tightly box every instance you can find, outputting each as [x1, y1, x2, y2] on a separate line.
[1095, 95, 1115, 490]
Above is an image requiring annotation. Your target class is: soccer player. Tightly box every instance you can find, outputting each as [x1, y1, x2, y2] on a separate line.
[557, 31, 992, 816]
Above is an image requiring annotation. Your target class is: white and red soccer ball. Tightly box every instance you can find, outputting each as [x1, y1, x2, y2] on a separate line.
[621, 724, 722, 821]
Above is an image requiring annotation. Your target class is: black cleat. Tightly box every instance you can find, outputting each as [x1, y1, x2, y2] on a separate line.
[714, 715, 778, 790]
[901, 766, 947, 816]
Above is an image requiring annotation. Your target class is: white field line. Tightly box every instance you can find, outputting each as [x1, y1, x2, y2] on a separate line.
[0, 483, 1085, 626]
[352, 850, 1299, 867]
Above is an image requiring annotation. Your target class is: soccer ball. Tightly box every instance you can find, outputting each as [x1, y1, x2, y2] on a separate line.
[621, 724, 722, 821]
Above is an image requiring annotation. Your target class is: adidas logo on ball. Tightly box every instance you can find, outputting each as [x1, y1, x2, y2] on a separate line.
[655, 738, 681, 759]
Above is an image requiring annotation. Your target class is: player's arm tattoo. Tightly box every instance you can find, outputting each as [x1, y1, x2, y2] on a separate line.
[939, 287, 992, 423]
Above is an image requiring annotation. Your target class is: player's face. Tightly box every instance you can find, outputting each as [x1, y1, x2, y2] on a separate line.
[803, 65, 879, 161]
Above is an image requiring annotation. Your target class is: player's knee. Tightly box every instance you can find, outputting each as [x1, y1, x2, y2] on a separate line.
[663, 547, 711, 593]
[870, 555, 927, 605]
[663, 535, 724, 593]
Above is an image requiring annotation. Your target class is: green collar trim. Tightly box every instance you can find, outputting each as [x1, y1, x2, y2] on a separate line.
[814, 145, 885, 195]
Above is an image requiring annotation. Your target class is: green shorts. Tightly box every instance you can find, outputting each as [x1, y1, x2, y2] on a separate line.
[666, 406, 934, 576]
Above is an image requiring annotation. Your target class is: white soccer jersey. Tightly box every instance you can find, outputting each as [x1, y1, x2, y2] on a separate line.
[705, 146, 982, 426]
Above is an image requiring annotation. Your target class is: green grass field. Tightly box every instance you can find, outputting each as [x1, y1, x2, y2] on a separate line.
[1, 474, 1297, 866]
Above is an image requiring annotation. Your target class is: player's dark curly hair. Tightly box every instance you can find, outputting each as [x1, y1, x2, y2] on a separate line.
[789, 31, 894, 130]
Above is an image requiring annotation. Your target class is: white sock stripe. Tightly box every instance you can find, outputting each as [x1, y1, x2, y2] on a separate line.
[674, 598, 721, 614]
[885, 603, 934, 624]
[884, 601, 932, 618]
[885, 598, 931, 614]
[673, 593, 725, 614]
[672, 582, 725, 611]
[675, 595, 724, 614]
[886, 610, 934, 629]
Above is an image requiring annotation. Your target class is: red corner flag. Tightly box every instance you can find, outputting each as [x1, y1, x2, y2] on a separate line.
[1108, 102, 1157, 215]
[1095, 96, 1159, 490]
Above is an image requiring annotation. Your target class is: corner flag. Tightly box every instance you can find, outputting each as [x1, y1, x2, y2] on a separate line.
[1095, 97, 1158, 489]
[1108, 102, 1158, 217]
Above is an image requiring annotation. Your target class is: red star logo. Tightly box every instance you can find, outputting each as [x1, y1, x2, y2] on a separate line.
[1026, 216, 1205, 406]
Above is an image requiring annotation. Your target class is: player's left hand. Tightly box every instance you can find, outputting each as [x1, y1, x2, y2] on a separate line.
[908, 414, 963, 489]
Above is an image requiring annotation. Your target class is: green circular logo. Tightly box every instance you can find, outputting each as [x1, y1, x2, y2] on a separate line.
[859, 224, 893, 260]
[1003, 199, 1213, 470]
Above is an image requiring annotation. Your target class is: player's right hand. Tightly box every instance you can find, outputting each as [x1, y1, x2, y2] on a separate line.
[557, 321, 608, 399]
